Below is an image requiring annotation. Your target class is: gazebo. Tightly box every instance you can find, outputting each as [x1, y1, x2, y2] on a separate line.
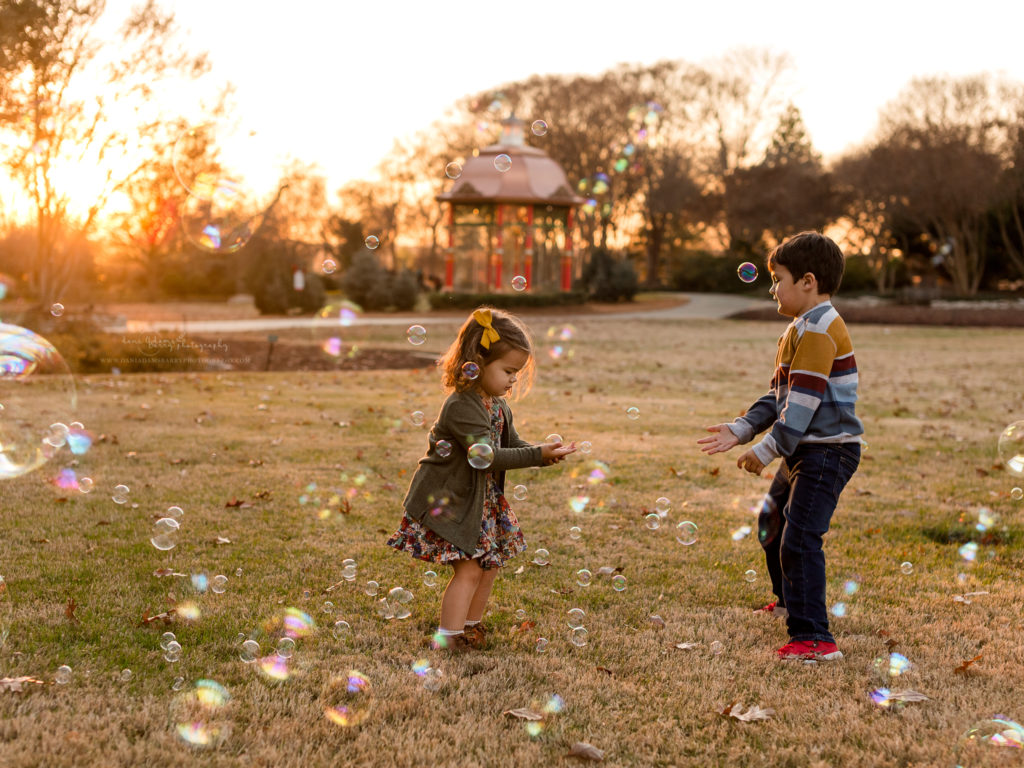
[436, 115, 585, 293]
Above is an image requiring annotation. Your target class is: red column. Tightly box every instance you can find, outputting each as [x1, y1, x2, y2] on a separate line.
[494, 204, 504, 290]
[561, 208, 574, 291]
[524, 206, 534, 289]
[444, 204, 454, 290]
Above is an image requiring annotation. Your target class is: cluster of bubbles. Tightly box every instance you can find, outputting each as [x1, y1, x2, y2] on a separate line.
[411, 657, 444, 692]
[171, 679, 232, 748]
[377, 586, 414, 620]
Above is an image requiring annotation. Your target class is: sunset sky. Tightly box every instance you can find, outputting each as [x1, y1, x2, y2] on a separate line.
[49, 0, 1024, 211]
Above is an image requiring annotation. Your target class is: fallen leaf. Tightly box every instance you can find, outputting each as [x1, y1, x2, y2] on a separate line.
[885, 638, 899, 651]
[709, 467, 720, 477]
[140, 609, 176, 626]
[512, 620, 536, 633]
[954, 654, 983, 674]
[648, 614, 665, 629]
[254, 490, 272, 500]
[668, 466, 685, 478]
[975, 467, 989, 477]
[595, 666, 614, 676]
[503, 708, 543, 721]
[224, 498, 245, 508]
[675, 642, 700, 650]
[567, 742, 605, 761]
[64, 598, 78, 622]
[54, 498, 68, 504]
[718, 700, 775, 722]
[595, 566, 617, 576]
[213, 536, 231, 546]
[513, 565, 525, 575]
[153, 568, 185, 578]
[0, 676, 49, 692]
[30, 538, 51, 544]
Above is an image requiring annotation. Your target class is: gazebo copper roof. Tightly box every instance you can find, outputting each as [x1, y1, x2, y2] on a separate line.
[437, 116, 585, 207]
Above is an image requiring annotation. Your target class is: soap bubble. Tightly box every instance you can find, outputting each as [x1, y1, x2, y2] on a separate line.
[874, 652, 912, 680]
[422, 667, 444, 692]
[323, 671, 371, 728]
[611, 574, 627, 592]
[406, 325, 426, 346]
[546, 434, 563, 444]
[78, 476, 94, 493]
[532, 548, 550, 566]
[467, 442, 494, 469]
[409, 411, 425, 427]
[276, 637, 296, 659]
[535, 637, 549, 653]
[151, 517, 180, 551]
[461, 361, 480, 381]
[570, 627, 589, 647]
[211, 575, 228, 594]
[831, 602, 847, 617]
[164, 640, 182, 663]
[575, 569, 592, 587]
[1011, 487, 1023, 501]
[54, 664, 72, 685]
[511, 275, 527, 291]
[445, 162, 462, 179]
[171, 679, 231, 749]
[899, 562, 913, 575]
[112, 484, 130, 504]
[172, 676, 185, 691]
[998, 421, 1024, 475]
[240, 640, 260, 663]
[675, 521, 698, 545]
[494, 154, 512, 173]
[50, 302, 65, 317]
[567, 608, 585, 629]
[312, 300, 363, 361]
[320, 257, 338, 275]
[579, 441, 593, 454]
[531, 120, 548, 136]
[365, 235, 380, 250]
[166, 505, 184, 520]
[341, 559, 357, 581]
[180, 174, 266, 253]
[434, 440, 453, 459]
[960, 542, 979, 562]
[321, 601, 334, 614]
[955, 717, 1024, 765]
[737, 262, 758, 283]
[512, 484, 527, 501]
[709, 640, 724, 656]
[626, 406, 640, 420]
[743, 569, 757, 583]
[332, 620, 351, 641]
[569, 526, 582, 540]
[160, 631, 177, 650]
[644, 513, 660, 530]
[844, 580, 860, 595]
[655, 497, 671, 516]
[423, 570, 438, 588]
[0, 324, 77, 480]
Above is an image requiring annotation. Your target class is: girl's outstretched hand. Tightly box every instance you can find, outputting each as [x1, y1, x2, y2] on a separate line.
[541, 441, 577, 465]
[697, 424, 740, 455]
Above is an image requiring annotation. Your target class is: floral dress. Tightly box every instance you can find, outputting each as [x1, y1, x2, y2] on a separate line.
[386, 399, 526, 569]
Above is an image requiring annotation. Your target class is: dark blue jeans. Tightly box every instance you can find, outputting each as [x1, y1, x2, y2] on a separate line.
[758, 442, 860, 643]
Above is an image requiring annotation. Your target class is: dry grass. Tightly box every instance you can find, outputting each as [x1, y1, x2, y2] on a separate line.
[1, 317, 1022, 767]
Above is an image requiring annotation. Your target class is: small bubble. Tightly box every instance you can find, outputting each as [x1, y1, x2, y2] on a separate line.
[120, 668, 132, 682]
[163, 640, 182, 663]
[568, 525, 582, 541]
[112, 484, 130, 504]
[1011, 487, 1023, 501]
[532, 548, 549, 566]
[575, 569, 592, 587]
[54, 665, 72, 684]
[531, 120, 548, 136]
[579, 441, 593, 454]
[211, 575, 228, 594]
[737, 262, 758, 283]
[78, 476, 94, 493]
[743, 569, 757, 583]
[546, 434, 563, 444]
[321, 257, 338, 275]
[409, 411, 425, 427]
[511, 275, 527, 291]
[899, 562, 913, 575]
[644, 513, 660, 530]
[332, 620, 351, 640]
[570, 627, 589, 647]
[494, 154, 512, 173]
[567, 608, 585, 629]
[276, 637, 295, 659]
[626, 406, 640, 420]
[365, 580, 379, 597]
[535, 637, 549, 653]
[435, 439, 453, 458]
[445, 161, 462, 180]
[365, 235, 379, 250]
[831, 602, 847, 617]
[171, 676, 185, 691]
[461, 362, 480, 381]
[709, 641, 724, 656]
[423, 570, 438, 588]
[406, 325, 427, 346]
[675, 521, 698, 545]
[611, 574, 627, 592]
[50, 302, 65, 317]
[512, 484, 527, 501]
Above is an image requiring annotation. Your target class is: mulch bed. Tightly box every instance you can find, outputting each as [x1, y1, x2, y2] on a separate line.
[196, 337, 438, 372]
[728, 303, 1024, 327]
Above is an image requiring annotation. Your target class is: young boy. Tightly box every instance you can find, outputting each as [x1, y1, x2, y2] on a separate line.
[697, 231, 863, 661]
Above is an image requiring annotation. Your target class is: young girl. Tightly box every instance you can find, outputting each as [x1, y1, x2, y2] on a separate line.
[386, 307, 576, 651]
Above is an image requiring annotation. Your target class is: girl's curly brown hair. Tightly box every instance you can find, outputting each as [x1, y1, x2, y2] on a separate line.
[437, 307, 535, 399]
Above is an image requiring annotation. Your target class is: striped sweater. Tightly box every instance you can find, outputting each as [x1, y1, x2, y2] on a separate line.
[729, 301, 864, 464]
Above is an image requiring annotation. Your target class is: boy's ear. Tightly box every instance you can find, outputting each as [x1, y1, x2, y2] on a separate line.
[801, 272, 817, 289]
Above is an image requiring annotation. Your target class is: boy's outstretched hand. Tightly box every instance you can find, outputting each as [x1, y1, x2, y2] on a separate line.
[541, 441, 577, 466]
[697, 424, 739, 455]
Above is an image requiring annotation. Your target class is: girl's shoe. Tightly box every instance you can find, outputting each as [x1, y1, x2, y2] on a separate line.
[776, 639, 842, 661]
[463, 624, 487, 649]
[428, 632, 474, 652]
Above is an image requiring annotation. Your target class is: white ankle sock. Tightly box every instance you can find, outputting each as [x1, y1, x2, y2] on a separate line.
[436, 627, 464, 637]
[464, 620, 481, 628]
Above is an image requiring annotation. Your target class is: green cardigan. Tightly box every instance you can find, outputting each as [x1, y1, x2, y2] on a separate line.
[402, 390, 543, 555]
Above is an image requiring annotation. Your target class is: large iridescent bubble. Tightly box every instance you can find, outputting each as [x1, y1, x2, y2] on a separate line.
[0, 323, 76, 479]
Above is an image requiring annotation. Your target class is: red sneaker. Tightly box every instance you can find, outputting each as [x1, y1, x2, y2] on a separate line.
[754, 601, 788, 619]
[776, 639, 843, 661]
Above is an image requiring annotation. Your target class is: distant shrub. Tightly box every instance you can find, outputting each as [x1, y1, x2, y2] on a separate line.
[669, 250, 763, 293]
[426, 291, 587, 311]
[577, 248, 638, 302]
[340, 252, 420, 311]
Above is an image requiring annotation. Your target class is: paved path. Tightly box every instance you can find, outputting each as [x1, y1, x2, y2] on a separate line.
[108, 293, 776, 334]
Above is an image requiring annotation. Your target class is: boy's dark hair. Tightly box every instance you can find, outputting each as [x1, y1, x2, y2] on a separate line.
[767, 231, 845, 295]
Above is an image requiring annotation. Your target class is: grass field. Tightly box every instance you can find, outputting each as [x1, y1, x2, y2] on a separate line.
[1, 316, 1022, 767]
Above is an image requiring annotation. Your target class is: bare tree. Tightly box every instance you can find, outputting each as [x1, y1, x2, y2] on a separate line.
[0, 0, 211, 314]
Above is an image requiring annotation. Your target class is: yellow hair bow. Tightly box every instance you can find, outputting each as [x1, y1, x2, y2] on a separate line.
[473, 309, 501, 350]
